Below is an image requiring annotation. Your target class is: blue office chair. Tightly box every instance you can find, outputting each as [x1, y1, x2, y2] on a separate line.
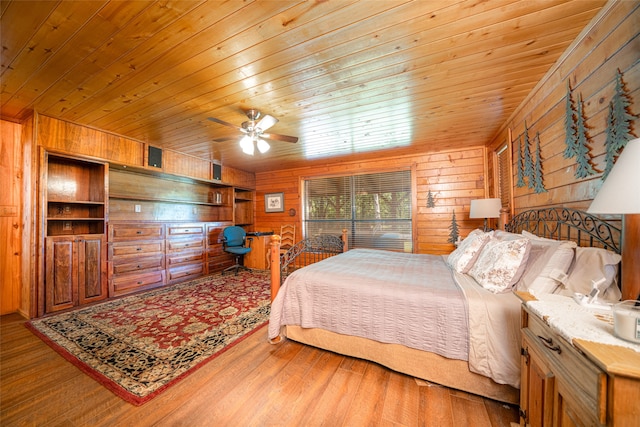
[221, 226, 253, 275]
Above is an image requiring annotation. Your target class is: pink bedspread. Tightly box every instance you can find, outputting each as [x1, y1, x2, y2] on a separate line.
[269, 249, 469, 360]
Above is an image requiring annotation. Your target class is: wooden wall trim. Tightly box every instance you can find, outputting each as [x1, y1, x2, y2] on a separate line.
[255, 146, 488, 255]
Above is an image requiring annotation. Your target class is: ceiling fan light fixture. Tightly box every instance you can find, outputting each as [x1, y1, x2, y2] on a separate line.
[256, 114, 278, 132]
[239, 135, 254, 155]
[257, 138, 270, 153]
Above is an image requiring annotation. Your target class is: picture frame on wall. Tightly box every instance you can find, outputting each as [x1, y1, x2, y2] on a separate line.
[265, 192, 284, 213]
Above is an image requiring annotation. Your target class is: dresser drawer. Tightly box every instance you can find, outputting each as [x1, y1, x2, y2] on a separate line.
[524, 309, 607, 423]
[167, 264, 204, 284]
[167, 224, 205, 238]
[110, 255, 164, 275]
[109, 240, 165, 258]
[166, 250, 204, 267]
[206, 223, 231, 246]
[109, 223, 164, 241]
[111, 270, 166, 295]
[166, 238, 204, 252]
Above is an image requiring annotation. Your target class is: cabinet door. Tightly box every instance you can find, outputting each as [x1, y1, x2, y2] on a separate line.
[521, 339, 555, 427]
[77, 235, 107, 305]
[45, 236, 77, 313]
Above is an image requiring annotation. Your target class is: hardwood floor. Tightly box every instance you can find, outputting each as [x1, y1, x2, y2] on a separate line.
[1, 313, 519, 426]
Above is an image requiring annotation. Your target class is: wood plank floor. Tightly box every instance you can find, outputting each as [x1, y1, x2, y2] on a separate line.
[1, 313, 519, 426]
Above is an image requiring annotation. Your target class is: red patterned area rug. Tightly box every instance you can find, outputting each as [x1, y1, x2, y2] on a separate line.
[26, 271, 271, 406]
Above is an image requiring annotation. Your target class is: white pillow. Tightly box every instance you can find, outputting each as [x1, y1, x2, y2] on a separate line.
[493, 230, 524, 241]
[521, 230, 559, 242]
[469, 238, 531, 293]
[561, 247, 622, 301]
[446, 229, 492, 273]
[516, 240, 576, 295]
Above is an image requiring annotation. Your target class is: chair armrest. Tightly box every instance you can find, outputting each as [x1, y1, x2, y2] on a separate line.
[245, 237, 253, 248]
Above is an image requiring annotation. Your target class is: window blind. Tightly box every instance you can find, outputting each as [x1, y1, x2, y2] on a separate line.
[304, 170, 412, 251]
[496, 145, 511, 209]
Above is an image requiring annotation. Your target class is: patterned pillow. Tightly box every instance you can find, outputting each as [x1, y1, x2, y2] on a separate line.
[469, 238, 531, 293]
[446, 229, 492, 273]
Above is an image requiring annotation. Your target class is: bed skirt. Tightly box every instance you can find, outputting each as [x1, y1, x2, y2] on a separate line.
[284, 325, 519, 405]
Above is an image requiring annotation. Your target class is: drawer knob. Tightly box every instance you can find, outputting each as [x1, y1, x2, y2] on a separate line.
[136, 231, 142, 234]
[537, 335, 562, 354]
[136, 247, 142, 251]
[137, 281, 143, 284]
[137, 265, 142, 268]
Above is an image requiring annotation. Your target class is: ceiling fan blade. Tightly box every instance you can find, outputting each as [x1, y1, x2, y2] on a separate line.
[211, 136, 238, 143]
[261, 132, 298, 143]
[207, 117, 244, 132]
[256, 114, 278, 131]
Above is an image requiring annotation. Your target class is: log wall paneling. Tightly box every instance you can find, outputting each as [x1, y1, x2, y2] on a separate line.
[37, 115, 145, 167]
[486, 1, 636, 297]
[161, 149, 211, 181]
[0, 120, 23, 314]
[487, 1, 638, 219]
[255, 147, 488, 255]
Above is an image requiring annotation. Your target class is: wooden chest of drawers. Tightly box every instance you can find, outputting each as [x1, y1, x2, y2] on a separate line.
[166, 223, 205, 285]
[108, 223, 166, 296]
[519, 294, 640, 426]
[205, 222, 234, 273]
[107, 221, 235, 296]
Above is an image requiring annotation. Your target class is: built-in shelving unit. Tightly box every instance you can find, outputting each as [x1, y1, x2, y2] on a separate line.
[46, 155, 106, 236]
[43, 153, 108, 313]
[234, 189, 254, 226]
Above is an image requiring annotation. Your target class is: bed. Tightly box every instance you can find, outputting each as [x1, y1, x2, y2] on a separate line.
[266, 208, 622, 404]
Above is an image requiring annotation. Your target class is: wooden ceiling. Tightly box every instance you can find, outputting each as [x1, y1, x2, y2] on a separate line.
[1, 0, 607, 173]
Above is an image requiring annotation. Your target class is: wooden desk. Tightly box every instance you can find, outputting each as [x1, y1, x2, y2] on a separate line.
[244, 234, 272, 270]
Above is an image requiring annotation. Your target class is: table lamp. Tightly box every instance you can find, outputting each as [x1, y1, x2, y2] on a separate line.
[469, 198, 502, 232]
[588, 137, 640, 301]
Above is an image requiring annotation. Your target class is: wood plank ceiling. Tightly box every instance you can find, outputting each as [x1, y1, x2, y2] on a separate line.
[1, 0, 607, 173]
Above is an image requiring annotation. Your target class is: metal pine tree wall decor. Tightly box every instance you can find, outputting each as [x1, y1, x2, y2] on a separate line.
[563, 81, 579, 159]
[603, 69, 636, 180]
[426, 189, 435, 208]
[573, 93, 596, 179]
[523, 122, 534, 188]
[532, 132, 547, 193]
[516, 136, 526, 188]
[448, 210, 459, 244]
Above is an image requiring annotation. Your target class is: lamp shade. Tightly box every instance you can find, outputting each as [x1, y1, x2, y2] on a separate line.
[469, 198, 502, 219]
[588, 137, 640, 214]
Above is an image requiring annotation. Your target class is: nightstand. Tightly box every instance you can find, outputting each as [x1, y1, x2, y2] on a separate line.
[517, 292, 640, 426]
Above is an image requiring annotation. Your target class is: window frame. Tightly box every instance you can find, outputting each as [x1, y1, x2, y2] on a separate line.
[301, 168, 413, 252]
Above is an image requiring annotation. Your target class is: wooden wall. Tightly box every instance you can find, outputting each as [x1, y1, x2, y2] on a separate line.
[487, 1, 638, 217]
[254, 146, 488, 255]
[0, 120, 23, 315]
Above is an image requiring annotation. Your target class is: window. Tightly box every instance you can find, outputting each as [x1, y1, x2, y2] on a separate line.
[495, 144, 512, 210]
[303, 170, 412, 251]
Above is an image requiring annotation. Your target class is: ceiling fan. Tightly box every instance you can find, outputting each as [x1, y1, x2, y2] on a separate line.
[207, 109, 298, 155]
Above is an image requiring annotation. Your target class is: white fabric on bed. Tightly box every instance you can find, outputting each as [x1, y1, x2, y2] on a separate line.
[453, 269, 521, 388]
[269, 249, 469, 361]
[269, 249, 522, 388]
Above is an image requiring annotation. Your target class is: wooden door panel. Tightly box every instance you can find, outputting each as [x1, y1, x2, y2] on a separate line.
[45, 237, 76, 312]
[78, 235, 107, 305]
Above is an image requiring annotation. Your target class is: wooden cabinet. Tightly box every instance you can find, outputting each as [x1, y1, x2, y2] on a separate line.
[42, 154, 108, 314]
[108, 223, 165, 297]
[243, 234, 272, 270]
[45, 234, 106, 313]
[519, 299, 640, 426]
[166, 223, 205, 284]
[234, 189, 254, 226]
